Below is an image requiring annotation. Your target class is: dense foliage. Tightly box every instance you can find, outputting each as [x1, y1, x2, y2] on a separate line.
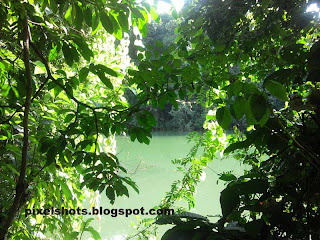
[1, 0, 320, 239]
[126, 13, 207, 132]
[154, 0, 320, 240]
[0, 0, 163, 239]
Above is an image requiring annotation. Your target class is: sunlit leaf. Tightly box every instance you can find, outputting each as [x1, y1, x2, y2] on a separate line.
[265, 80, 288, 101]
[100, 11, 114, 34]
[117, 12, 129, 33]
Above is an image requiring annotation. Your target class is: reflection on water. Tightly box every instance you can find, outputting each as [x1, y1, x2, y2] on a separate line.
[110, 234, 156, 240]
[82, 134, 247, 240]
[110, 234, 126, 240]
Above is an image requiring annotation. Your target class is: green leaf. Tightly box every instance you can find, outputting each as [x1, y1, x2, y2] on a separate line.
[149, 6, 160, 22]
[109, 13, 122, 40]
[95, 64, 118, 77]
[135, 128, 150, 144]
[161, 225, 207, 240]
[39, 137, 54, 153]
[232, 96, 246, 119]
[103, 67, 118, 77]
[280, 44, 308, 64]
[216, 107, 232, 129]
[137, 111, 156, 127]
[178, 88, 186, 99]
[68, 43, 80, 63]
[100, 11, 114, 34]
[77, 140, 93, 150]
[214, 44, 226, 52]
[48, 45, 58, 62]
[86, 226, 101, 240]
[118, 12, 129, 33]
[132, 8, 144, 20]
[138, 18, 147, 37]
[74, 4, 83, 29]
[65, 82, 74, 97]
[249, 94, 267, 122]
[4, 163, 19, 175]
[83, 7, 93, 27]
[219, 173, 237, 182]
[258, 108, 270, 127]
[224, 140, 251, 154]
[79, 67, 89, 83]
[72, 37, 93, 61]
[65, 5, 73, 23]
[92, 10, 100, 34]
[62, 42, 74, 67]
[121, 177, 139, 194]
[106, 187, 115, 203]
[97, 72, 113, 89]
[228, 81, 243, 96]
[114, 183, 129, 197]
[236, 179, 269, 195]
[265, 80, 288, 101]
[220, 187, 240, 217]
[64, 113, 75, 123]
[82, 218, 94, 228]
[242, 83, 259, 95]
[60, 181, 72, 199]
[0, 135, 8, 140]
[155, 40, 163, 48]
[47, 146, 57, 165]
[65, 232, 80, 239]
[171, 9, 178, 19]
[33, 61, 47, 75]
[53, 85, 63, 98]
[264, 69, 295, 85]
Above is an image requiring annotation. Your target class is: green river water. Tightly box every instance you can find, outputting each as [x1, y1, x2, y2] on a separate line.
[82, 133, 247, 240]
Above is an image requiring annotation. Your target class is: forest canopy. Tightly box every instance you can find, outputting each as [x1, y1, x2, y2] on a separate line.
[0, 0, 320, 239]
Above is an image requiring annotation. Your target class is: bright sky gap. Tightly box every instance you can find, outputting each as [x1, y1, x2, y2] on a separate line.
[147, 0, 185, 14]
[306, 3, 320, 17]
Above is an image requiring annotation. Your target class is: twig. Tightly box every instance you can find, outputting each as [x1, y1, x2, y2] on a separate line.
[0, 105, 19, 108]
[28, 20, 43, 26]
[31, 164, 46, 178]
[132, 159, 142, 175]
[126, 222, 155, 240]
[93, 110, 99, 153]
[0, 107, 21, 124]
[79, 220, 90, 240]
[31, 77, 50, 102]
[0, 50, 23, 63]
[277, 118, 320, 170]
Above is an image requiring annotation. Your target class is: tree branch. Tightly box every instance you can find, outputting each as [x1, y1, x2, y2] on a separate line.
[0, 13, 33, 240]
[0, 108, 21, 125]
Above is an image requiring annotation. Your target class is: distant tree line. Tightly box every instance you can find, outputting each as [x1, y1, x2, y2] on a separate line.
[127, 13, 206, 132]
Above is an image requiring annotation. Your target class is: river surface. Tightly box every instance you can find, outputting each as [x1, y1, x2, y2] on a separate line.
[83, 133, 247, 240]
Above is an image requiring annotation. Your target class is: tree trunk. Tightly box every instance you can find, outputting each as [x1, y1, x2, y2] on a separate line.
[0, 11, 32, 240]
